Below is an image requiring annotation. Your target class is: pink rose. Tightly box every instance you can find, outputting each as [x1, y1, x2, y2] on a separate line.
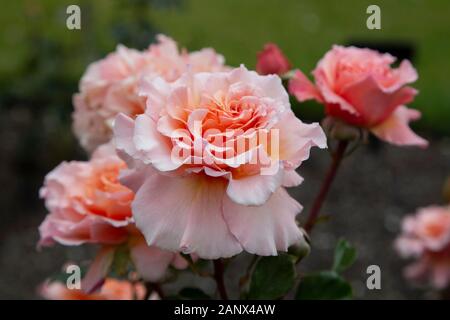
[39, 144, 134, 246]
[40, 278, 148, 300]
[289, 45, 428, 147]
[38, 144, 187, 285]
[395, 206, 450, 289]
[73, 35, 228, 152]
[256, 43, 291, 75]
[114, 65, 326, 259]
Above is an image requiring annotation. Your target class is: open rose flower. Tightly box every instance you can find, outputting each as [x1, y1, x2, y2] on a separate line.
[289, 45, 428, 147]
[114, 65, 326, 259]
[395, 206, 450, 289]
[73, 34, 228, 152]
[256, 43, 291, 75]
[40, 278, 150, 300]
[39, 144, 187, 288]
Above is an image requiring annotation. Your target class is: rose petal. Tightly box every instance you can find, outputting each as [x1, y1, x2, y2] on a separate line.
[223, 187, 303, 255]
[132, 174, 242, 259]
[129, 237, 175, 282]
[134, 114, 182, 171]
[288, 69, 323, 103]
[371, 106, 428, 147]
[341, 75, 417, 126]
[226, 168, 283, 206]
[81, 246, 115, 293]
[277, 110, 327, 169]
[282, 170, 304, 187]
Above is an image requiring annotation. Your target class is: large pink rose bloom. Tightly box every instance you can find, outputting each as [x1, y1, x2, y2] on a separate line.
[114, 65, 326, 259]
[73, 35, 227, 152]
[39, 144, 187, 286]
[289, 45, 428, 147]
[395, 206, 450, 289]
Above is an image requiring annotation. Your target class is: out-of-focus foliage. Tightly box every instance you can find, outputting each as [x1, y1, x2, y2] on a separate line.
[248, 255, 296, 299]
[296, 239, 356, 300]
[146, 0, 450, 136]
[0, 0, 177, 222]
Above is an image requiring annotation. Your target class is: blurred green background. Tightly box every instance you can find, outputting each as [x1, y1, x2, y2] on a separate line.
[0, 0, 449, 299]
[1, 0, 449, 136]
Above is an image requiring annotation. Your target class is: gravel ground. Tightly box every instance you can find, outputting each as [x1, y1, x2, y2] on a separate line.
[0, 131, 448, 299]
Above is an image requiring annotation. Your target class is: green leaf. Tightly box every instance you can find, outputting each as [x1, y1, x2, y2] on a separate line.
[296, 271, 352, 300]
[332, 239, 357, 273]
[178, 287, 211, 300]
[248, 254, 296, 299]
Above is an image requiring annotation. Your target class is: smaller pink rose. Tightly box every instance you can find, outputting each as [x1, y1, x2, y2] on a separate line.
[38, 143, 188, 287]
[289, 45, 428, 148]
[38, 144, 134, 246]
[256, 43, 291, 75]
[395, 206, 450, 289]
[73, 35, 229, 152]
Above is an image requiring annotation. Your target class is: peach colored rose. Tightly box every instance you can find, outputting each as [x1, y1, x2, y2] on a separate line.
[289, 45, 428, 147]
[38, 144, 188, 286]
[256, 43, 291, 75]
[395, 206, 450, 289]
[40, 278, 149, 300]
[73, 35, 228, 152]
[114, 65, 326, 259]
[39, 144, 134, 246]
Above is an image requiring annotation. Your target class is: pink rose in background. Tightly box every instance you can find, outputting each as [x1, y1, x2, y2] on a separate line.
[40, 278, 149, 300]
[114, 65, 326, 259]
[289, 45, 428, 147]
[73, 35, 228, 152]
[395, 206, 450, 289]
[256, 43, 291, 75]
[38, 144, 187, 288]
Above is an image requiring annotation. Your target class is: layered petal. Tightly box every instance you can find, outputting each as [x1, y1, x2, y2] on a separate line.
[131, 174, 242, 259]
[226, 169, 283, 206]
[223, 188, 303, 255]
[341, 75, 417, 126]
[371, 106, 428, 148]
[129, 237, 178, 282]
[276, 110, 327, 169]
[288, 70, 323, 103]
[81, 246, 115, 293]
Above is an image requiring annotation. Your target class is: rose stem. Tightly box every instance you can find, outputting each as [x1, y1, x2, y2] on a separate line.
[213, 259, 229, 300]
[304, 140, 349, 233]
[144, 282, 165, 300]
